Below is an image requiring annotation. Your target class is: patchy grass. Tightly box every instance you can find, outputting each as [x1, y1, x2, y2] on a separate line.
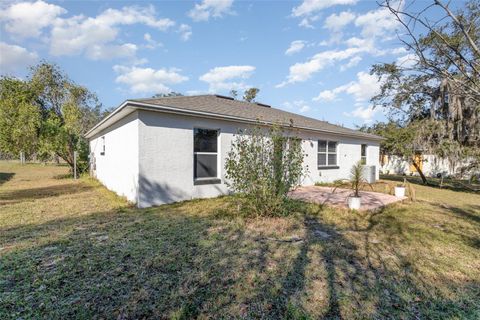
[1, 162, 479, 319]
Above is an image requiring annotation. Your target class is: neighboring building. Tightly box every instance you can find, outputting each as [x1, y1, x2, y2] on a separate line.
[380, 153, 475, 178]
[85, 95, 382, 208]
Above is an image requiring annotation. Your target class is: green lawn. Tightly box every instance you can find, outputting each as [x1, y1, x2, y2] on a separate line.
[1, 162, 479, 319]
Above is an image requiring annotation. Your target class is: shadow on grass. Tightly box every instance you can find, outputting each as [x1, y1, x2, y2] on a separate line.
[1, 199, 478, 319]
[0, 172, 15, 186]
[0, 183, 93, 203]
[381, 174, 480, 194]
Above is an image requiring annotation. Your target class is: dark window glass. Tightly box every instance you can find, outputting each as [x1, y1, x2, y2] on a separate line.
[328, 141, 337, 152]
[318, 154, 327, 166]
[328, 154, 337, 166]
[194, 154, 217, 178]
[194, 128, 218, 152]
[318, 140, 327, 153]
[361, 144, 367, 157]
[361, 144, 367, 165]
[100, 136, 105, 156]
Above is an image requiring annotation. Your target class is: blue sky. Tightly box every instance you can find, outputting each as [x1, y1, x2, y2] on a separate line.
[0, 0, 444, 128]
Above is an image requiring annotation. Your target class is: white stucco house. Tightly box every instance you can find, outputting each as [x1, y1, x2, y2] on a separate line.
[85, 95, 382, 208]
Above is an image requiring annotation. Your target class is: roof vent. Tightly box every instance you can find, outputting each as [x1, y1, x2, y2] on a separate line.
[255, 102, 271, 108]
[214, 94, 234, 100]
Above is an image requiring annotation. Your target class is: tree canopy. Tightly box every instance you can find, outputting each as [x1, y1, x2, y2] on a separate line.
[243, 88, 260, 102]
[370, 0, 480, 179]
[0, 63, 105, 172]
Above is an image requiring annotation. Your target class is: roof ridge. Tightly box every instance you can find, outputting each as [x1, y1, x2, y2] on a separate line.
[125, 95, 380, 140]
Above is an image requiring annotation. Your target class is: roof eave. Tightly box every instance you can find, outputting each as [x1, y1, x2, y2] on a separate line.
[85, 100, 384, 141]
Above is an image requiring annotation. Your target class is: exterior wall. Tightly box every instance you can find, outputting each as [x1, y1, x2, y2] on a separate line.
[89, 111, 139, 203]
[137, 111, 235, 208]
[297, 131, 380, 185]
[136, 110, 381, 208]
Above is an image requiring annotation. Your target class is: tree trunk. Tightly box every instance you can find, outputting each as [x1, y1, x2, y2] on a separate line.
[412, 161, 428, 184]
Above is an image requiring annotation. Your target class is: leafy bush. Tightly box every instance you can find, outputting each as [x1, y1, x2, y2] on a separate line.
[225, 125, 307, 217]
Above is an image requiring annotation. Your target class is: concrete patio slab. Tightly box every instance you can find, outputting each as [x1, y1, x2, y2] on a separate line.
[289, 186, 406, 211]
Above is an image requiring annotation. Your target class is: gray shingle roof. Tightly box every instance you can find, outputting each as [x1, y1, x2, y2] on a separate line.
[130, 95, 381, 140]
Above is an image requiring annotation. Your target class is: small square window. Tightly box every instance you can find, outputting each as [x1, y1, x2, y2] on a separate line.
[318, 140, 338, 168]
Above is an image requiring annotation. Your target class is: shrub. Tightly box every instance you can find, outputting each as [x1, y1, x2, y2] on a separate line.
[349, 161, 372, 197]
[225, 125, 307, 217]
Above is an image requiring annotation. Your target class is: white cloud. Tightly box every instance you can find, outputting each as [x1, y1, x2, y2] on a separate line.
[144, 33, 162, 49]
[1, 2, 176, 61]
[344, 36, 369, 48]
[0, 0, 66, 38]
[113, 65, 188, 94]
[283, 100, 311, 113]
[324, 11, 355, 32]
[199, 65, 255, 92]
[354, 5, 400, 39]
[340, 56, 362, 71]
[87, 43, 138, 60]
[285, 40, 306, 56]
[186, 89, 208, 96]
[277, 47, 367, 87]
[390, 47, 408, 55]
[298, 15, 320, 29]
[178, 24, 192, 41]
[188, 0, 234, 22]
[0, 42, 38, 73]
[396, 53, 418, 68]
[343, 105, 377, 123]
[49, 5, 175, 60]
[343, 71, 382, 101]
[292, 0, 357, 28]
[313, 89, 341, 102]
[292, 0, 357, 17]
[314, 71, 382, 103]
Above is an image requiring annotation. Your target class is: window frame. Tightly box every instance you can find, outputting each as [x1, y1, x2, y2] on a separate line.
[193, 127, 221, 185]
[361, 144, 367, 165]
[317, 139, 339, 169]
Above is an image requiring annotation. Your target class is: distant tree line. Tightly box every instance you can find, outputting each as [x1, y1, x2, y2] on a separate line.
[152, 88, 261, 102]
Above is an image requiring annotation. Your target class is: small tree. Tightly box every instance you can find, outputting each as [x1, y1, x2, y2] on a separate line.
[152, 92, 183, 98]
[360, 121, 430, 184]
[30, 63, 102, 172]
[229, 89, 238, 99]
[243, 88, 260, 102]
[225, 125, 306, 217]
[350, 162, 363, 198]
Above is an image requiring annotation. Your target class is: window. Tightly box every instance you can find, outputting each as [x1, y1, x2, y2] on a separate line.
[100, 136, 105, 156]
[361, 144, 367, 165]
[194, 128, 220, 184]
[318, 140, 337, 168]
